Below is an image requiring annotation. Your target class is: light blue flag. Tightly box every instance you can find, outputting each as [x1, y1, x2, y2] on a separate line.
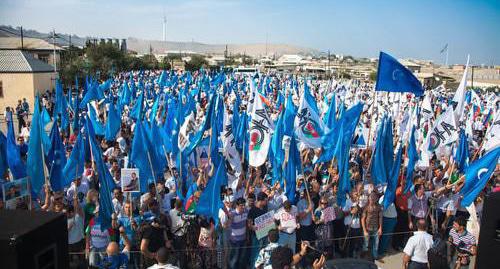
[405, 126, 419, 193]
[284, 135, 301, 204]
[371, 116, 392, 185]
[149, 96, 160, 123]
[0, 132, 7, 176]
[41, 106, 51, 150]
[130, 121, 159, 192]
[88, 105, 105, 135]
[324, 93, 337, 129]
[383, 145, 403, 209]
[54, 80, 69, 130]
[454, 129, 470, 173]
[85, 116, 115, 230]
[195, 161, 226, 226]
[45, 121, 67, 191]
[62, 131, 85, 186]
[460, 147, 500, 207]
[105, 103, 120, 141]
[271, 111, 285, 185]
[79, 83, 100, 109]
[130, 91, 144, 120]
[6, 112, 26, 179]
[316, 103, 363, 164]
[27, 96, 45, 197]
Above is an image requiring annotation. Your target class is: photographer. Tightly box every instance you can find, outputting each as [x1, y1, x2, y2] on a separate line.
[168, 199, 187, 268]
[140, 213, 172, 268]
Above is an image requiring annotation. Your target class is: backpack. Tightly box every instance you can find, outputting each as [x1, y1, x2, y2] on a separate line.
[428, 235, 448, 269]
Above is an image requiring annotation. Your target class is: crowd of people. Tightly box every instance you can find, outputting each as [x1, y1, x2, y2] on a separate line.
[0, 68, 499, 269]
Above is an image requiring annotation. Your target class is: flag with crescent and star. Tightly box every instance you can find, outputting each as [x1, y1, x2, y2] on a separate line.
[460, 147, 500, 207]
[375, 51, 424, 96]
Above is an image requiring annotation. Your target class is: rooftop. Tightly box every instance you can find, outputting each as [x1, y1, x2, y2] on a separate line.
[0, 50, 55, 73]
[0, 37, 64, 51]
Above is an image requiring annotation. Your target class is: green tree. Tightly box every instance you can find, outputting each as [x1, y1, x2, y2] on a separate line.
[185, 55, 208, 71]
[85, 42, 127, 79]
[369, 71, 377, 81]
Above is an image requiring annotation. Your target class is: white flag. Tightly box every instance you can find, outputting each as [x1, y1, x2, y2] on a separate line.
[421, 94, 433, 120]
[427, 107, 459, 152]
[452, 55, 470, 123]
[482, 109, 500, 152]
[294, 89, 327, 148]
[249, 92, 273, 167]
[222, 106, 242, 172]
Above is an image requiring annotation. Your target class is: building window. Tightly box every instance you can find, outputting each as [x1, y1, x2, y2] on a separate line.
[38, 54, 50, 63]
[0, 81, 3, 98]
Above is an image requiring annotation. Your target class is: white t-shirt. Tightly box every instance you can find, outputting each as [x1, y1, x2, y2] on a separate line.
[403, 231, 433, 263]
[147, 263, 179, 269]
[66, 182, 89, 206]
[169, 208, 186, 236]
[164, 177, 176, 192]
[68, 214, 84, 244]
[274, 206, 298, 234]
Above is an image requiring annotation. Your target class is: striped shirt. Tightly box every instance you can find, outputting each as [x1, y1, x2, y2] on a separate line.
[230, 209, 248, 242]
[408, 193, 429, 219]
[449, 229, 476, 253]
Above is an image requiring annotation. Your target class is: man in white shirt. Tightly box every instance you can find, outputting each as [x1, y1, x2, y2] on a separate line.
[148, 247, 179, 269]
[274, 200, 299, 253]
[66, 176, 89, 206]
[403, 219, 433, 269]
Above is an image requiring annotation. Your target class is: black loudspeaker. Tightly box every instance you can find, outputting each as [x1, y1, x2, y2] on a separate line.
[476, 191, 500, 269]
[0, 210, 69, 269]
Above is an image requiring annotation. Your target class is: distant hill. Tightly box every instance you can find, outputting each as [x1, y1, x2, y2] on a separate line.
[1, 25, 319, 57]
[127, 37, 319, 57]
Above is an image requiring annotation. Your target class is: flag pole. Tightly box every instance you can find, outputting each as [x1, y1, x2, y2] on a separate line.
[146, 151, 158, 186]
[367, 90, 377, 147]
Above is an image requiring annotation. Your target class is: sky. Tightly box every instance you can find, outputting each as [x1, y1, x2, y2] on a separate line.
[1, 0, 499, 65]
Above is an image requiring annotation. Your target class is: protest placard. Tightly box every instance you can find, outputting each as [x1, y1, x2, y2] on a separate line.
[255, 210, 276, 240]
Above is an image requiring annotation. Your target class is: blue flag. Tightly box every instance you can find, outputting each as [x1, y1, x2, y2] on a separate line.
[130, 120, 157, 192]
[46, 121, 67, 191]
[375, 52, 424, 96]
[130, 91, 145, 120]
[88, 104, 105, 136]
[460, 147, 500, 207]
[26, 96, 46, 197]
[79, 83, 100, 108]
[54, 80, 70, 130]
[85, 116, 115, 230]
[105, 103, 121, 141]
[284, 136, 301, 204]
[383, 145, 403, 209]
[454, 129, 470, 173]
[324, 93, 337, 129]
[371, 116, 393, 185]
[62, 131, 85, 186]
[195, 161, 226, 225]
[0, 132, 8, 177]
[405, 126, 419, 193]
[6, 113, 26, 179]
[316, 103, 363, 164]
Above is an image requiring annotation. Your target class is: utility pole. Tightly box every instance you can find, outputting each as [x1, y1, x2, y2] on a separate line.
[471, 65, 474, 88]
[327, 50, 331, 78]
[20, 26, 24, 50]
[52, 29, 57, 73]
